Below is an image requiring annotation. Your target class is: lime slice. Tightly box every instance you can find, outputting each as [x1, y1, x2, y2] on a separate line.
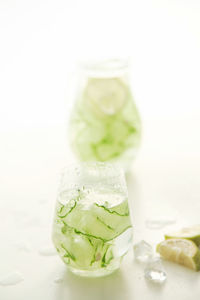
[165, 225, 200, 246]
[156, 239, 200, 271]
[84, 78, 128, 116]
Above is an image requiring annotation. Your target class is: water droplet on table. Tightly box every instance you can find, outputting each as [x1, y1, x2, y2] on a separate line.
[15, 242, 31, 253]
[145, 218, 176, 229]
[54, 276, 63, 283]
[39, 246, 57, 256]
[0, 271, 24, 286]
[144, 258, 167, 284]
[133, 240, 153, 263]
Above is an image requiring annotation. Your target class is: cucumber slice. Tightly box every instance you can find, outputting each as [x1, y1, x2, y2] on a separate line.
[54, 221, 114, 270]
[104, 200, 130, 216]
[60, 200, 131, 242]
[60, 228, 96, 269]
[53, 190, 133, 271]
[57, 200, 77, 218]
[92, 202, 131, 235]
[91, 116, 137, 162]
[69, 82, 141, 165]
[84, 78, 128, 116]
[94, 140, 124, 161]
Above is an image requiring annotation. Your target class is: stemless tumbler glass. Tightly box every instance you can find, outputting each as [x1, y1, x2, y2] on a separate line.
[52, 162, 133, 277]
[69, 59, 141, 171]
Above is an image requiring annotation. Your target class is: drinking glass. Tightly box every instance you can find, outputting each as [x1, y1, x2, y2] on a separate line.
[52, 162, 133, 277]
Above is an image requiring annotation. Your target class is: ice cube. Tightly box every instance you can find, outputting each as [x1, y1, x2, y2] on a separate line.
[144, 258, 167, 284]
[0, 271, 24, 286]
[145, 218, 176, 230]
[133, 240, 153, 263]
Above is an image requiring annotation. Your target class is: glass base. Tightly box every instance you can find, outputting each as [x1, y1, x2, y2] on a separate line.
[68, 265, 119, 278]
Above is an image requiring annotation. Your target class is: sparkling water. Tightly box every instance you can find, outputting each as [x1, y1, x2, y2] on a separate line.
[52, 163, 133, 277]
[69, 60, 141, 170]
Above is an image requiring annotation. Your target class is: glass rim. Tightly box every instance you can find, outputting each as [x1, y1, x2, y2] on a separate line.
[60, 161, 125, 176]
[58, 161, 127, 195]
[78, 58, 130, 77]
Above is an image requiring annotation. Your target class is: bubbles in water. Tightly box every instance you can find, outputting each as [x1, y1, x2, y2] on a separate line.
[133, 240, 153, 263]
[39, 246, 57, 256]
[144, 258, 167, 284]
[0, 271, 24, 286]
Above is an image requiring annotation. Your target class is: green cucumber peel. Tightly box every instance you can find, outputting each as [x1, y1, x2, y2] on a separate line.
[58, 201, 77, 218]
[96, 216, 115, 231]
[106, 252, 114, 265]
[62, 221, 132, 243]
[101, 244, 111, 267]
[61, 243, 76, 261]
[87, 238, 94, 247]
[95, 203, 129, 217]
[90, 245, 98, 266]
[70, 94, 141, 163]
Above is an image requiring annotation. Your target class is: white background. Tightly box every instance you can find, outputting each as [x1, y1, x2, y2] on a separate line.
[0, 0, 200, 127]
[1, 1, 200, 299]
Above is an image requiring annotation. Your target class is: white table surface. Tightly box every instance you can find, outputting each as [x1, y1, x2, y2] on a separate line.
[1, 1, 200, 298]
[1, 118, 200, 300]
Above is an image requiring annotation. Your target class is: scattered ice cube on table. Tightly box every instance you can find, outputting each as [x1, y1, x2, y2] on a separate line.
[39, 246, 57, 256]
[145, 218, 176, 230]
[144, 258, 167, 284]
[0, 271, 24, 286]
[133, 240, 153, 263]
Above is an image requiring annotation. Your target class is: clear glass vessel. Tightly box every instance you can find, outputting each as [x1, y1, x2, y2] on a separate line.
[52, 162, 133, 277]
[69, 59, 141, 171]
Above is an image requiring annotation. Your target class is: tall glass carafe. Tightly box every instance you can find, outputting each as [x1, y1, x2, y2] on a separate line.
[69, 60, 141, 171]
